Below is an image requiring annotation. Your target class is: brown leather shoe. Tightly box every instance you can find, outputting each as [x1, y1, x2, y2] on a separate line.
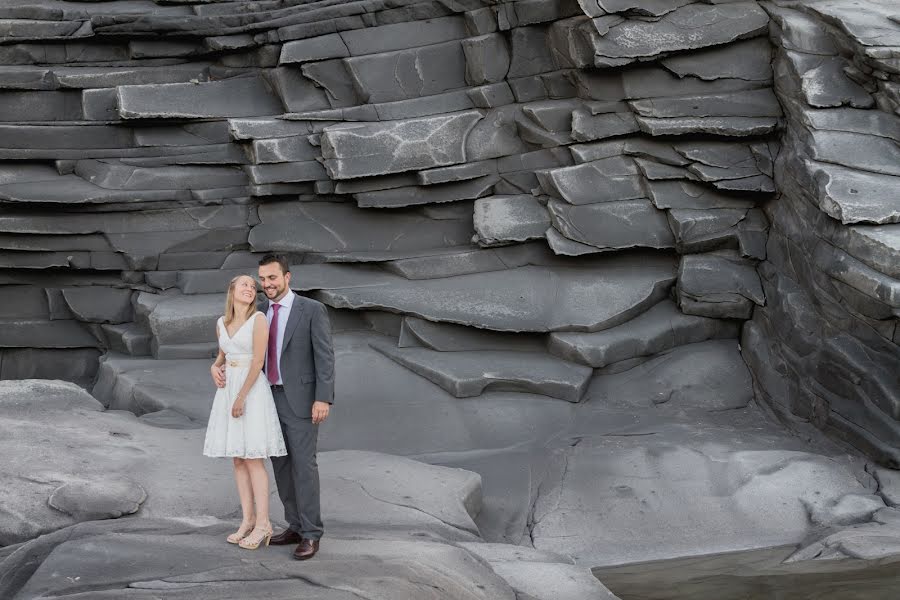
[269, 529, 302, 546]
[293, 538, 320, 560]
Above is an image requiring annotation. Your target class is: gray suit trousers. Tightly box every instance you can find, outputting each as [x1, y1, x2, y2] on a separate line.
[270, 387, 323, 540]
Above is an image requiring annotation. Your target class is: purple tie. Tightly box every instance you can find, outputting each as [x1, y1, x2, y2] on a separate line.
[267, 303, 281, 385]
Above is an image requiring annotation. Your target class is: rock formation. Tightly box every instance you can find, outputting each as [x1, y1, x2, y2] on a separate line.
[0, 0, 898, 598]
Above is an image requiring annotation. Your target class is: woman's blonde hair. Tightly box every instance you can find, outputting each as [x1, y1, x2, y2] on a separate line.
[224, 275, 258, 326]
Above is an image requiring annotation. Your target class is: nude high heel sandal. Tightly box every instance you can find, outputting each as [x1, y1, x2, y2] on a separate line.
[226, 521, 255, 544]
[238, 524, 273, 550]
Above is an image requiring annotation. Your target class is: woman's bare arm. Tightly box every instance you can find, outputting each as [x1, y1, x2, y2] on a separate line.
[232, 313, 269, 414]
[211, 321, 226, 387]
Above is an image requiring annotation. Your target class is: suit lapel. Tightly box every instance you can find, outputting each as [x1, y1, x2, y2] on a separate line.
[280, 292, 305, 352]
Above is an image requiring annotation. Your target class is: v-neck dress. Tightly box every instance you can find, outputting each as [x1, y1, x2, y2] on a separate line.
[203, 313, 287, 459]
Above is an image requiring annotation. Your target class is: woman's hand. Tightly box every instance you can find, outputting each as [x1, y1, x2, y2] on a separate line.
[211, 364, 226, 388]
[231, 397, 245, 418]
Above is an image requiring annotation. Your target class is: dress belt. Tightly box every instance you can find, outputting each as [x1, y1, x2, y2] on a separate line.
[226, 357, 252, 368]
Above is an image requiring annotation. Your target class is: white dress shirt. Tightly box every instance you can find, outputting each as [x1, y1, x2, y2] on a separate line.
[265, 291, 294, 385]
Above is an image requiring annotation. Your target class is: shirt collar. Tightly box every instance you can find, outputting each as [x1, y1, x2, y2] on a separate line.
[270, 290, 294, 310]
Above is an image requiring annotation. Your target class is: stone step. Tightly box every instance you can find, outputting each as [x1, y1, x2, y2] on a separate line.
[547, 299, 740, 368]
[370, 339, 593, 402]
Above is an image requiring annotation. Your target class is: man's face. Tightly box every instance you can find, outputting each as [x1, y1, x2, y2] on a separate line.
[258, 262, 291, 301]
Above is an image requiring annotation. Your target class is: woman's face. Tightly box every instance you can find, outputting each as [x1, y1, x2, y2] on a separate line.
[233, 276, 257, 305]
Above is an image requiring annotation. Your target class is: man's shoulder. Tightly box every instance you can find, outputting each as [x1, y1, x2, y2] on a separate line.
[294, 294, 326, 312]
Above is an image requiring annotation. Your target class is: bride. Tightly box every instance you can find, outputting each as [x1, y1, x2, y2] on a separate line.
[203, 274, 287, 549]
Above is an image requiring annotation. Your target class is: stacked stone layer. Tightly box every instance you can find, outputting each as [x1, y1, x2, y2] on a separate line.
[743, 0, 900, 468]
[0, 0, 780, 401]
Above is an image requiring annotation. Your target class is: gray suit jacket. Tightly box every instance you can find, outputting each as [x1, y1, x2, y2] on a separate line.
[259, 293, 335, 420]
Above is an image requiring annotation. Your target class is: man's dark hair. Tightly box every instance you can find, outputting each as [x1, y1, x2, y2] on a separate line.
[258, 253, 290, 275]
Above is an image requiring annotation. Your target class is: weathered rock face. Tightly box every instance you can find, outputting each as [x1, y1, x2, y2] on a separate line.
[1, 0, 899, 594]
[742, 1, 900, 469]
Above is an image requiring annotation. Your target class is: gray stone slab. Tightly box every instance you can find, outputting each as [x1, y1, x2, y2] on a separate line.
[267, 65, 331, 113]
[630, 89, 782, 119]
[54, 64, 212, 89]
[766, 4, 839, 55]
[466, 105, 530, 161]
[370, 339, 593, 402]
[667, 208, 750, 254]
[787, 51, 875, 109]
[537, 157, 642, 205]
[801, 107, 900, 142]
[244, 161, 327, 184]
[0, 285, 49, 318]
[0, 348, 100, 385]
[148, 293, 220, 348]
[0, 318, 98, 348]
[804, 160, 900, 225]
[61, 286, 133, 324]
[227, 117, 315, 141]
[345, 40, 468, 104]
[588, 2, 769, 66]
[647, 180, 756, 209]
[382, 243, 570, 280]
[636, 115, 780, 137]
[806, 129, 900, 177]
[571, 108, 640, 142]
[508, 25, 556, 78]
[549, 199, 675, 251]
[355, 175, 498, 208]
[117, 76, 283, 119]
[874, 468, 900, 507]
[321, 111, 483, 179]
[463, 33, 510, 85]
[316, 253, 677, 332]
[248, 135, 319, 163]
[474, 195, 550, 246]
[418, 160, 498, 185]
[677, 251, 765, 319]
[661, 37, 773, 82]
[814, 242, 900, 308]
[279, 33, 349, 64]
[339, 16, 469, 55]
[399, 316, 548, 352]
[101, 322, 152, 356]
[634, 158, 695, 181]
[548, 299, 739, 368]
[299, 59, 362, 108]
[74, 160, 248, 190]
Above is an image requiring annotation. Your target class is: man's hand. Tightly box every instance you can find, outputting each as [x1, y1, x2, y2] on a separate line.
[231, 398, 245, 418]
[211, 364, 226, 388]
[311, 401, 330, 425]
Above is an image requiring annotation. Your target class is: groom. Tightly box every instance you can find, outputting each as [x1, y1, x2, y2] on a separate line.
[258, 253, 334, 559]
[216, 253, 335, 560]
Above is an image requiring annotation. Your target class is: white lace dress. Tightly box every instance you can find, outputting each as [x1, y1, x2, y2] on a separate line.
[203, 313, 287, 459]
